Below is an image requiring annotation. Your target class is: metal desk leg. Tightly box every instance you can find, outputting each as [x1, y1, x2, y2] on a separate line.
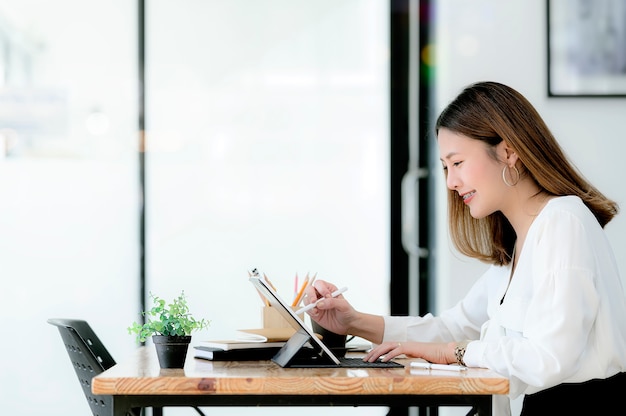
[472, 397, 493, 416]
[110, 396, 134, 416]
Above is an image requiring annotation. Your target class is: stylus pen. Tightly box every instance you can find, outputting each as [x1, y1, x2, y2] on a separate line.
[295, 287, 348, 314]
[410, 361, 467, 371]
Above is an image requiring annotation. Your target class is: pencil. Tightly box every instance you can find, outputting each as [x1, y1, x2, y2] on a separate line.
[410, 362, 466, 372]
[308, 272, 317, 289]
[263, 273, 278, 292]
[292, 274, 310, 307]
[295, 286, 348, 314]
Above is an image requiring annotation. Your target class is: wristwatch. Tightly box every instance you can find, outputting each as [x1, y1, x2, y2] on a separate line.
[454, 340, 470, 367]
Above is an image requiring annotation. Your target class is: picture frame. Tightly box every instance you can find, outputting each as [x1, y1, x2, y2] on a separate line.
[547, 0, 626, 97]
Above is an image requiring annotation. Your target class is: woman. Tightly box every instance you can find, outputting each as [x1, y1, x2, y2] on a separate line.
[303, 81, 626, 415]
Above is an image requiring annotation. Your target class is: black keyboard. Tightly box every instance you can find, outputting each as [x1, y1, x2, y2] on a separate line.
[338, 357, 404, 368]
[285, 355, 404, 368]
[279, 347, 405, 368]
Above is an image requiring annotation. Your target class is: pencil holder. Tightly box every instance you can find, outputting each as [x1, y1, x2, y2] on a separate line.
[262, 305, 293, 328]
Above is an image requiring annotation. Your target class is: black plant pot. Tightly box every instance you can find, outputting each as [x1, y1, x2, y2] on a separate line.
[152, 335, 192, 368]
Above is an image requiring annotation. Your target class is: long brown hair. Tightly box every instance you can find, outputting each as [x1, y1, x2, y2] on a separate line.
[435, 81, 618, 266]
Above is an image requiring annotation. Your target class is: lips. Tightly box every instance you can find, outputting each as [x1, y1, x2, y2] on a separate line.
[461, 191, 475, 203]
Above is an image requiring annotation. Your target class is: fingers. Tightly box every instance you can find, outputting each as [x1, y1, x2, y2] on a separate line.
[313, 280, 338, 295]
[303, 284, 319, 305]
[363, 342, 403, 362]
[304, 280, 336, 305]
[305, 294, 334, 317]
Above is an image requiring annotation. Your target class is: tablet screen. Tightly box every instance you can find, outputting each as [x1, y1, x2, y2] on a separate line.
[249, 269, 340, 366]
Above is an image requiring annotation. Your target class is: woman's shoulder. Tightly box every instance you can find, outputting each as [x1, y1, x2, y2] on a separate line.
[543, 195, 588, 215]
[539, 195, 600, 229]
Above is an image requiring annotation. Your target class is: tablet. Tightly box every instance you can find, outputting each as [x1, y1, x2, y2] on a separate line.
[249, 269, 403, 368]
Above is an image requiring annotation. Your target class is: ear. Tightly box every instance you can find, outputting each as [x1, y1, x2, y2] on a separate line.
[501, 142, 518, 166]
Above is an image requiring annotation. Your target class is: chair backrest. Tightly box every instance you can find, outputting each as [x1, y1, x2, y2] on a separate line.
[47, 318, 123, 416]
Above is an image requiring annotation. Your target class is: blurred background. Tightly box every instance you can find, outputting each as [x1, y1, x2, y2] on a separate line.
[1, 1, 625, 416]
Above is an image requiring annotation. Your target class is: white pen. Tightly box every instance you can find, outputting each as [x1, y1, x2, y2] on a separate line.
[410, 361, 467, 372]
[295, 287, 348, 314]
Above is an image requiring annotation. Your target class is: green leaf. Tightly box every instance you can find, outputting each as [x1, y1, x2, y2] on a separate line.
[127, 290, 210, 343]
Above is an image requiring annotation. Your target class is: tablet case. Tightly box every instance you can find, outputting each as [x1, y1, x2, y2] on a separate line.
[249, 269, 403, 369]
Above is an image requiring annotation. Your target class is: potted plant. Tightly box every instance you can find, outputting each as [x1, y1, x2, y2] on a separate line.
[128, 290, 210, 368]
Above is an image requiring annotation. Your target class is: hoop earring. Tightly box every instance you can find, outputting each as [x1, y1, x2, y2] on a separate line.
[502, 165, 520, 187]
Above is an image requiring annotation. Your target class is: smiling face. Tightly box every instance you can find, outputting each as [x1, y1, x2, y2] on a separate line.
[438, 128, 511, 219]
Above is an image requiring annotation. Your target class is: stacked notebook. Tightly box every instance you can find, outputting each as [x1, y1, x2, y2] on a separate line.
[194, 327, 296, 361]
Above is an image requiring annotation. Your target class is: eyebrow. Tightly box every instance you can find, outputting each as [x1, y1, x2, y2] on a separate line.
[440, 151, 458, 161]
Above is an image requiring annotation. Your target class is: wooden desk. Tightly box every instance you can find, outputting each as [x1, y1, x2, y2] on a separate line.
[92, 347, 508, 416]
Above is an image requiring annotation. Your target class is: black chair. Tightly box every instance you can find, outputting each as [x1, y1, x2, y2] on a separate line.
[49, 318, 211, 416]
[48, 319, 207, 416]
[47, 318, 145, 416]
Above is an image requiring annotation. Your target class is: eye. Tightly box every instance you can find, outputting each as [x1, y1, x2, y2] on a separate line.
[443, 161, 462, 170]
[441, 160, 462, 171]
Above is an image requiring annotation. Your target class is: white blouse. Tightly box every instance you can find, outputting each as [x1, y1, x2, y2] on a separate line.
[383, 196, 626, 413]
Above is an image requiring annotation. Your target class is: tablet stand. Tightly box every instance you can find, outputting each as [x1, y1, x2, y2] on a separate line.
[272, 328, 336, 367]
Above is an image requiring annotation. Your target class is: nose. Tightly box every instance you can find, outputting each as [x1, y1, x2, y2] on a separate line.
[446, 169, 459, 190]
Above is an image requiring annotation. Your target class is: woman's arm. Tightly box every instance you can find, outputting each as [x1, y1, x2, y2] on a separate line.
[304, 280, 385, 343]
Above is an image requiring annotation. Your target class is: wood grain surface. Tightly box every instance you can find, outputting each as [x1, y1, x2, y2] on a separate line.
[92, 347, 509, 397]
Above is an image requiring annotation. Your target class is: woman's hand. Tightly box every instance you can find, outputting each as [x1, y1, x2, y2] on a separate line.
[303, 279, 386, 343]
[363, 341, 457, 363]
[302, 279, 355, 335]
